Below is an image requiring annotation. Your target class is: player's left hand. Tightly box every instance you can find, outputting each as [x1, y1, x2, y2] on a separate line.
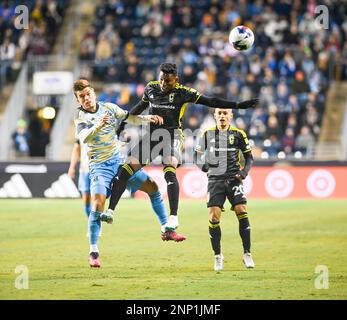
[234, 170, 247, 181]
[237, 98, 259, 109]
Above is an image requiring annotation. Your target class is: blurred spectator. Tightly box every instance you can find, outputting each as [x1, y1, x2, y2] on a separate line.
[118, 19, 133, 42]
[99, 86, 119, 104]
[295, 126, 315, 156]
[28, 22, 49, 55]
[12, 119, 31, 157]
[278, 50, 296, 78]
[0, 38, 15, 82]
[291, 70, 310, 94]
[266, 114, 281, 139]
[28, 112, 49, 157]
[286, 113, 298, 134]
[80, 28, 97, 60]
[0, 38, 15, 61]
[281, 127, 296, 155]
[263, 135, 281, 157]
[181, 65, 197, 86]
[304, 103, 320, 136]
[95, 35, 112, 60]
[141, 18, 162, 38]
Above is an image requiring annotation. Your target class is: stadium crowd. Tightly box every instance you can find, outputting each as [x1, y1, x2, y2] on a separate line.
[78, 0, 346, 161]
[2, 0, 347, 160]
[0, 0, 69, 156]
[0, 0, 69, 89]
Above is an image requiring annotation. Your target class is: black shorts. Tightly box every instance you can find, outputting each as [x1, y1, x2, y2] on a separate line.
[128, 130, 184, 165]
[207, 178, 247, 210]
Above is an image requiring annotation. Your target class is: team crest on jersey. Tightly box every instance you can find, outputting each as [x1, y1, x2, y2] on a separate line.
[229, 135, 235, 145]
[169, 93, 175, 103]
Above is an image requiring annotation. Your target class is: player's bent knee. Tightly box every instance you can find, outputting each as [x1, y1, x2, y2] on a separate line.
[210, 217, 220, 224]
[208, 207, 221, 222]
[234, 204, 247, 214]
[141, 178, 158, 194]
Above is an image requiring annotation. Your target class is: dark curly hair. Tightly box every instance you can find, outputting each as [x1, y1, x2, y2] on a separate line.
[159, 63, 177, 75]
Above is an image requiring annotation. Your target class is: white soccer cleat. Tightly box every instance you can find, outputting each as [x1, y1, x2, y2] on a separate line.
[243, 253, 255, 268]
[165, 215, 179, 231]
[214, 254, 224, 271]
[99, 209, 114, 224]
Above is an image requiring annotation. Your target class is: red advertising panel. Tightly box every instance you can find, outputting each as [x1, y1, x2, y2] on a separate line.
[135, 166, 347, 199]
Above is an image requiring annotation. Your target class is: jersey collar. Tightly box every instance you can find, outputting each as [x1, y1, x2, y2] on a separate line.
[78, 102, 100, 114]
[216, 125, 230, 132]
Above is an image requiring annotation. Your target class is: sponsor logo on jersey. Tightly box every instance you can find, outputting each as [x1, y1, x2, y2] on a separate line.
[150, 103, 175, 110]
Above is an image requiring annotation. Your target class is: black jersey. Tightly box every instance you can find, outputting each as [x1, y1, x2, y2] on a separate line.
[142, 81, 201, 131]
[195, 125, 252, 180]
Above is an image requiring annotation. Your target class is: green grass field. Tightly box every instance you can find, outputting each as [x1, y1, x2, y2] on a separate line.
[0, 199, 346, 300]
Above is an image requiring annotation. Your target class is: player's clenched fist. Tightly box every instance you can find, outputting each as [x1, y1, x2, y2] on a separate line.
[99, 113, 111, 127]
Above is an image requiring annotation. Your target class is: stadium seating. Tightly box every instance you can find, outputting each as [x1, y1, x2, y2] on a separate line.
[3, 0, 347, 160]
[0, 0, 70, 157]
[74, 0, 347, 160]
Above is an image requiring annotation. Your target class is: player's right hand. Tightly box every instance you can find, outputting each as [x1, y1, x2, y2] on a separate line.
[67, 168, 75, 180]
[99, 114, 111, 127]
[235, 170, 247, 181]
[237, 98, 259, 109]
[148, 115, 164, 125]
[201, 164, 209, 172]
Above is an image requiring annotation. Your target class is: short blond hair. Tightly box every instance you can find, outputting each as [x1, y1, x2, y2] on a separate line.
[73, 79, 92, 96]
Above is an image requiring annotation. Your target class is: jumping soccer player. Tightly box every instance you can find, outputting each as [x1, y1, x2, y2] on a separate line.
[195, 108, 255, 271]
[73, 79, 186, 268]
[107, 62, 258, 238]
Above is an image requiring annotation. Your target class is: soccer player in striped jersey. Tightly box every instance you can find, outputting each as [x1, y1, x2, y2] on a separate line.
[108, 62, 258, 239]
[195, 108, 255, 271]
[73, 79, 186, 268]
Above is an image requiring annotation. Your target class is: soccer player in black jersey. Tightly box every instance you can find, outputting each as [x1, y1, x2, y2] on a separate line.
[195, 108, 255, 271]
[107, 62, 258, 240]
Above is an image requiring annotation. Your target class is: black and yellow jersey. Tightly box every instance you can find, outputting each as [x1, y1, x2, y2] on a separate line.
[142, 81, 201, 131]
[195, 125, 252, 179]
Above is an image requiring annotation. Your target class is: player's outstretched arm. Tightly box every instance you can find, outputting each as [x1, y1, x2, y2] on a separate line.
[116, 99, 150, 137]
[126, 114, 164, 125]
[197, 96, 259, 109]
[129, 100, 149, 115]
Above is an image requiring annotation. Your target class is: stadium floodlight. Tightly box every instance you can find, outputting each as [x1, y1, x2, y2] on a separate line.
[38, 106, 56, 120]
